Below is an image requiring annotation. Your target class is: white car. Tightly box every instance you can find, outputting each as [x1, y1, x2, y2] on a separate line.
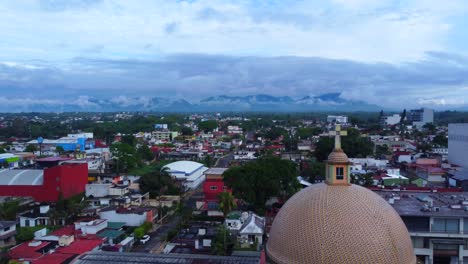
[140, 235, 150, 244]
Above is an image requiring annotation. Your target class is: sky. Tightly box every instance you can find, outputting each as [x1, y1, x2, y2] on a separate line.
[1, 0, 468, 110]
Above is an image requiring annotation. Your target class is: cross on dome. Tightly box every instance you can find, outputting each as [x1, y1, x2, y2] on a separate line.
[328, 124, 347, 150]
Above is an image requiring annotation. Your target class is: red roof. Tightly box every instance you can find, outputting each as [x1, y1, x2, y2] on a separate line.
[50, 225, 76, 237]
[9, 241, 51, 260]
[56, 239, 103, 255]
[33, 253, 74, 264]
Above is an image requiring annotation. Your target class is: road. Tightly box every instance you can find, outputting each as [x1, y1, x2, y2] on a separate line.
[215, 153, 234, 167]
[132, 186, 204, 253]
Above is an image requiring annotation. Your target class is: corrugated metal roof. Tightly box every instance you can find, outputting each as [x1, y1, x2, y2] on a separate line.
[0, 169, 43, 186]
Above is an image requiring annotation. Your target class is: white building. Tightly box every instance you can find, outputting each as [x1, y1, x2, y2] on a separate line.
[409, 108, 434, 129]
[327, 115, 348, 124]
[382, 114, 401, 126]
[98, 207, 156, 227]
[162, 161, 208, 190]
[448, 123, 468, 168]
[74, 219, 107, 235]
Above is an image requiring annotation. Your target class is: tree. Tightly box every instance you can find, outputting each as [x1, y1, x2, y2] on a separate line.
[139, 165, 179, 198]
[198, 120, 218, 132]
[136, 144, 154, 162]
[0, 200, 20, 220]
[264, 127, 287, 140]
[55, 146, 65, 154]
[204, 155, 214, 167]
[121, 135, 136, 146]
[223, 155, 299, 212]
[212, 225, 235, 256]
[25, 144, 37, 153]
[375, 145, 391, 158]
[351, 172, 374, 186]
[181, 126, 193, 136]
[433, 133, 448, 147]
[314, 128, 374, 162]
[218, 192, 236, 217]
[301, 162, 325, 183]
[296, 127, 322, 139]
[110, 142, 137, 173]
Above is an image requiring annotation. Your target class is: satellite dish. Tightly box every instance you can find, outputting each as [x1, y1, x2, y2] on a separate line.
[37, 137, 44, 144]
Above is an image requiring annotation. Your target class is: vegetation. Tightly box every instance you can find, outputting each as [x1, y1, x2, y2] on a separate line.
[314, 128, 374, 162]
[110, 142, 137, 173]
[223, 155, 299, 212]
[0, 200, 20, 220]
[212, 224, 235, 256]
[138, 164, 180, 198]
[301, 161, 325, 183]
[198, 120, 218, 132]
[218, 192, 236, 217]
[134, 221, 153, 239]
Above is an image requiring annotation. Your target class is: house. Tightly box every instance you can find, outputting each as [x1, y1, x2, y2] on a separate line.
[98, 207, 157, 227]
[203, 168, 229, 214]
[239, 213, 265, 247]
[297, 140, 313, 151]
[0, 221, 16, 247]
[225, 211, 265, 249]
[0, 163, 88, 202]
[19, 205, 59, 227]
[74, 219, 108, 235]
[8, 225, 104, 263]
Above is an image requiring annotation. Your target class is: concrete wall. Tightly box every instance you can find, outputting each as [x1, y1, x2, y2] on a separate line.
[449, 123, 468, 168]
[99, 211, 147, 227]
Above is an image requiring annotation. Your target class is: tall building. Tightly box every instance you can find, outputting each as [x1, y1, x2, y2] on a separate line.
[410, 108, 434, 129]
[449, 123, 468, 168]
[266, 124, 415, 264]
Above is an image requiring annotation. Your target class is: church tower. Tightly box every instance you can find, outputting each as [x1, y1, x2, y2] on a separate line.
[326, 124, 351, 185]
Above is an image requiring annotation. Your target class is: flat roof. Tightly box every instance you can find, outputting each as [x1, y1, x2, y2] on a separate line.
[0, 169, 43, 186]
[73, 251, 260, 264]
[204, 167, 228, 175]
[375, 190, 468, 217]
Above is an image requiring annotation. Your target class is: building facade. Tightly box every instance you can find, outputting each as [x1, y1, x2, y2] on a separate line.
[449, 123, 468, 168]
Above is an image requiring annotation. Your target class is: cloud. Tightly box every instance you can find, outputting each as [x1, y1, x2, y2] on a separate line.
[0, 0, 467, 62]
[1, 52, 468, 109]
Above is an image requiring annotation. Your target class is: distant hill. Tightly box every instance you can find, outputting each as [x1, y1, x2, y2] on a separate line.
[0, 93, 382, 112]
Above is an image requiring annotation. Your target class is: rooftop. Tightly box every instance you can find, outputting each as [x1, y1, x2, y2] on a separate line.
[0, 169, 43, 186]
[162, 161, 206, 175]
[375, 190, 468, 217]
[204, 167, 228, 175]
[73, 251, 260, 264]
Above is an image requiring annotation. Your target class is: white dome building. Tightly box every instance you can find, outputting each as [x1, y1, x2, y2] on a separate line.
[162, 161, 208, 190]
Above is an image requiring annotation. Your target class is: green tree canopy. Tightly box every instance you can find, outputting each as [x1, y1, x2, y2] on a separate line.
[218, 192, 236, 217]
[212, 225, 236, 256]
[433, 133, 448, 147]
[110, 142, 137, 173]
[25, 144, 37, 152]
[296, 127, 322, 139]
[136, 144, 154, 162]
[314, 128, 374, 162]
[181, 126, 194, 136]
[198, 120, 218, 132]
[223, 155, 299, 211]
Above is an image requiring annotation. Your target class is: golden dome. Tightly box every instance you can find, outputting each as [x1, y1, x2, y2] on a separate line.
[327, 148, 349, 163]
[266, 183, 416, 264]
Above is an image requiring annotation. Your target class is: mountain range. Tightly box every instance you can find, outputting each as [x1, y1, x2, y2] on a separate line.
[1, 93, 382, 112]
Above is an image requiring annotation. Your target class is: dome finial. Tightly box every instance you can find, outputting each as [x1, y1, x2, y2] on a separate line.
[328, 124, 347, 150]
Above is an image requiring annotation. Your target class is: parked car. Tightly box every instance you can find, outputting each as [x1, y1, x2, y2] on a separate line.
[140, 235, 150, 244]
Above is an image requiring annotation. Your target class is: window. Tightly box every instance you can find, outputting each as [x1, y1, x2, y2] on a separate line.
[432, 218, 459, 233]
[336, 167, 344, 180]
[210, 186, 218, 191]
[3, 227, 10, 232]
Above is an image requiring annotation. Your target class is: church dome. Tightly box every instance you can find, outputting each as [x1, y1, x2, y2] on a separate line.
[327, 148, 349, 163]
[266, 183, 416, 264]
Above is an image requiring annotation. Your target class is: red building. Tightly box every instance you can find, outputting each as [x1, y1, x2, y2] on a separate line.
[0, 163, 88, 202]
[203, 168, 230, 210]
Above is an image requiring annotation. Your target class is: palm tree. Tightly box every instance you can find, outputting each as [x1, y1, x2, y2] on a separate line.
[218, 191, 236, 217]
